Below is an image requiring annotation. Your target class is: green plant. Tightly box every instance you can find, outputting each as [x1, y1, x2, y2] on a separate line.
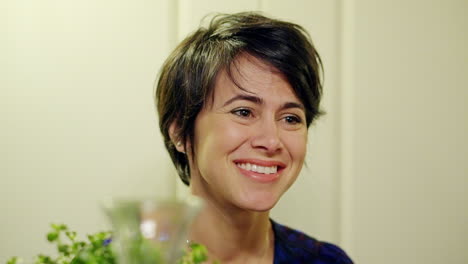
[6, 224, 208, 264]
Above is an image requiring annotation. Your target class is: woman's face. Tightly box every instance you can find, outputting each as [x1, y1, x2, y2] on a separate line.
[189, 55, 308, 212]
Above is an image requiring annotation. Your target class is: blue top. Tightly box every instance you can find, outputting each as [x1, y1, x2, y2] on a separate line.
[272, 220, 353, 264]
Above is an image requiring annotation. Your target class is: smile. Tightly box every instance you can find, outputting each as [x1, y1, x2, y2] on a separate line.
[235, 163, 278, 174]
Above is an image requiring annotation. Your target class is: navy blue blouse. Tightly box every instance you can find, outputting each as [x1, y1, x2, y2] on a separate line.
[272, 220, 353, 264]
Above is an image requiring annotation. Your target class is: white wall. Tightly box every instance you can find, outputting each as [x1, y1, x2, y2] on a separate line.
[2, 0, 467, 263]
[342, 0, 468, 263]
[1, 0, 176, 261]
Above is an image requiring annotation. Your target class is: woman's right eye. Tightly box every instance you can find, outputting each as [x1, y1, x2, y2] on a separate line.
[231, 108, 253, 118]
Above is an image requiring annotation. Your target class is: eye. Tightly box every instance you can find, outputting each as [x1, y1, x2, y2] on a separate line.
[231, 108, 254, 118]
[283, 115, 303, 125]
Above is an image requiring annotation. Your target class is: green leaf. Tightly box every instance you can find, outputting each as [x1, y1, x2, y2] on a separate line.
[65, 231, 77, 241]
[57, 244, 70, 254]
[189, 243, 208, 263]
[47, 232, 59, 242]
[35, 254, 55, 264]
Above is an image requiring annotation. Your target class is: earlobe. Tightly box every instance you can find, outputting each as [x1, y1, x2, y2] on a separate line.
[169, 122, 186, 153]
[175, 141, 185, 153]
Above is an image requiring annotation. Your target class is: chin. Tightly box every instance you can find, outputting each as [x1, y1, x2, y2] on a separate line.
[249, 205, 275, 213]
[237, 193, 280, 212]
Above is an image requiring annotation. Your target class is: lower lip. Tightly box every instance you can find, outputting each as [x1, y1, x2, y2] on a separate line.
[236, 166, 280, 183]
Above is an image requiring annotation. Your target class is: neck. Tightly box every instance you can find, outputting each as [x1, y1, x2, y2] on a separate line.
[188, 195, 274, 263]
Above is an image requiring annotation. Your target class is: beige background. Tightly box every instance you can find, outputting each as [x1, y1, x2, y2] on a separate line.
[1, 0, 467, 263]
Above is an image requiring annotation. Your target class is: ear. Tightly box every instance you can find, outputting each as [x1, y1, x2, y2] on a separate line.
[169, 121, 185, 153]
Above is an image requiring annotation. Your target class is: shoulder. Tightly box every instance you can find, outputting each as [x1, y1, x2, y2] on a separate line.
[272, 220, 353, 264]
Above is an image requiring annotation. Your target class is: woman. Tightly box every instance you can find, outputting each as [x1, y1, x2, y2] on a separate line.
[156, 12, 353, 264]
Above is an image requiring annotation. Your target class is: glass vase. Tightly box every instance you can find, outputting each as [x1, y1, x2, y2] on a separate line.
[103, 197, 203, 264]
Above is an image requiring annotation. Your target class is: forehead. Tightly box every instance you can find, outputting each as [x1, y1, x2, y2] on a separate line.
[208, 54, 298, 105]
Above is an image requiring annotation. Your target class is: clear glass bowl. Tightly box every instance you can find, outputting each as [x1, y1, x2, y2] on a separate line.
[103, 196, 203, 264]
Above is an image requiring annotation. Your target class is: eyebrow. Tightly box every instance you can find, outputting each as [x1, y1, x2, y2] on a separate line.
[222, 94, 305, 111]
[222, 94, 263, 107]
[280, 102, 305, 112]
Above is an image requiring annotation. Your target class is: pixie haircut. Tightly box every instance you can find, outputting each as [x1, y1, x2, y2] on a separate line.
[155, 12, 323, 185]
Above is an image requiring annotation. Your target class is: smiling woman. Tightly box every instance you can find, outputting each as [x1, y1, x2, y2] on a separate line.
[155, 12, 353, 263]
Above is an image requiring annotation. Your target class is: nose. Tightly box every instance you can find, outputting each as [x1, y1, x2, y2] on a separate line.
[251, 117, 283, 154]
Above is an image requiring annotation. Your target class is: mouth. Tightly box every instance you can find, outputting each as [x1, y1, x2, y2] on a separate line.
[233, 159, 286, 183]
[235, 163, 278, 174]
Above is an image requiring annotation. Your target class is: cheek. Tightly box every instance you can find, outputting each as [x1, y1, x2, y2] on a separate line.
[218, 123, 250, 150]
[285, 131, 308, 162]
[194, 116, 249, 164]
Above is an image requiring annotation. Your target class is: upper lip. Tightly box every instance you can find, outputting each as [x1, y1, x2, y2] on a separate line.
[233, 158, 286, 168]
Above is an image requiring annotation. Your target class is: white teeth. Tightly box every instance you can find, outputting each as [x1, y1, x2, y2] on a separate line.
[271, 166, 277, 174]
[258, 166, 265, 173]
[236, 163, 278, 174]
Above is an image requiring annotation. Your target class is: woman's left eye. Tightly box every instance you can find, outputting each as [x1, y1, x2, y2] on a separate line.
[231, 108, 253, 118]
[283, 115, 302, 124]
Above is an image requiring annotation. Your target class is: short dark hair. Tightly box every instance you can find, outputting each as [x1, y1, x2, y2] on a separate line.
[155, 12, 323, 185]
